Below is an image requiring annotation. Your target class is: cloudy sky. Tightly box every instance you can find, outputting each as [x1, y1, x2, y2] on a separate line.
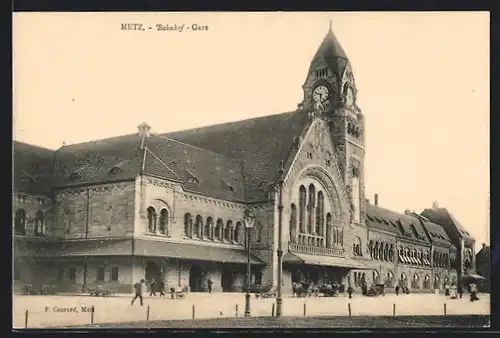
[13, 12, 490, 249]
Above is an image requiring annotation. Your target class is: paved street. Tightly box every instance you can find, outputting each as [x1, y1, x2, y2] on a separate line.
[13, 292, 490, 329]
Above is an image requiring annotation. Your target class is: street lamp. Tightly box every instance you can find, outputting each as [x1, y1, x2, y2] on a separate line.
[243, 209, 256, 317]
[276, 160, 285, 317]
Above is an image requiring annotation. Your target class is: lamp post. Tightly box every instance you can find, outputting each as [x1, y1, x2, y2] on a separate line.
[243, 209, 256, 317]
[276, 160, 285, 317]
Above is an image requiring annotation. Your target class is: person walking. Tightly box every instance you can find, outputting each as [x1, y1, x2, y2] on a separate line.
[149, 278, 156, 297]
[207, 277, 213, 294]
[458, 284, 463, 298]
[131, 279, 145, 306]
[395, 285, 400, 296]
[347, 285, 353, 299]
[159, 280, 165, 297]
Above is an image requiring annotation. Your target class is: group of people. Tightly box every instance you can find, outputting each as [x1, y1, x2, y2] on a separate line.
[131, 277, 215, 306]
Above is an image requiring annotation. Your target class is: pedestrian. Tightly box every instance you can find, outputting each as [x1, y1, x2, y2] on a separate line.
[207, 277, 213, 294]
[347, 285, 353, 299]
[458, 284, 463, 298]
[149, 278, 156, 297]
[131, 279, 145, 306]
[445, 283, 450, 296]
[395, 285, 400, 296]
[159, 280, 165, 297]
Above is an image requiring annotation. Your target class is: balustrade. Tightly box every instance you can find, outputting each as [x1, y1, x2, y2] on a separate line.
[289, 242, 344, 257]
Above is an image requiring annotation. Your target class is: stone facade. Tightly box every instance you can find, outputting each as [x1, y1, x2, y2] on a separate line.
[13, 26, 471, 296]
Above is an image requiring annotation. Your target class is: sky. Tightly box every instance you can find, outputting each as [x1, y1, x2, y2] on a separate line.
[13, 12, 490, 250]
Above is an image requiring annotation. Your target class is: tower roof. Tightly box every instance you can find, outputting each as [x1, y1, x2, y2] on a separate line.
[309, 26, 349, 77]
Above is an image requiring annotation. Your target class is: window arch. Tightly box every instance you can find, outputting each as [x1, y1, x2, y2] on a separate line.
[316, 191, 324, 236]
[434, 274, 440, 289]
[215, 219, 224, 241]
[400, 272, 408, 287]
[159, 209, 169, 235]
[389, 244, 394, 262]
[184, 213, 193, 237]
[368, 240, 374, 258]
[290, 204, 297, 243]
[374, 242, 379, 260]
[423, 274, 431, 289]
[235, 221, 242, 244]
[326, 213, 333, 246]
[256, 222, 263, 242]
[378, 243, 384, 260]
[383, 243, 389, 261]
[35, 210, 44, 236]
[147, 207, 157, 233]
[307, 184, 316, 234]
[15, 209, 26, 235]
[225, 220, 233, 242]
[299, 185, 307, 233]
[353, 236, 362, 256]
[205, 216, 213, 239]
[194, 215, 203, 238]
[372, 270, 380, 284]
[412, 273, 420, 289]
[386, 271, 394, 288]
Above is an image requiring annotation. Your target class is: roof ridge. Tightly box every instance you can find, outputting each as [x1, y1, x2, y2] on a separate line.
[54, 132, 138, 150]
[150, 133, 244, 165]
[145, 148, 181, 180]
[13, 140, 57, 152]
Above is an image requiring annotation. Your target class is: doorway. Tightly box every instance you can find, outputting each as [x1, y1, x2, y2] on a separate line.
[145, 261, 161, 293]
[221, 264, 235, 292]
[189, 264, 203, 292]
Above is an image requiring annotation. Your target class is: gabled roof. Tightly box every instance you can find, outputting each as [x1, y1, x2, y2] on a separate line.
[13, 141, 55, 194]
[365, 204, 430, 244]
[421, 207, 475, 241]
[165, 110, 311, 202]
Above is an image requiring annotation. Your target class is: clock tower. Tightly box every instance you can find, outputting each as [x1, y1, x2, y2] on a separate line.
[300, 24, 367, 226]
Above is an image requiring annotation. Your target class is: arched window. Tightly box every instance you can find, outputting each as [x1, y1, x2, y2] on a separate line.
[256, 222, 263, 242]
[203, 217, 214, 239]
[235, 221, 242, 244]
[389, 244, 394, 262]
[194, 215, 203, 238]
[400, 272, 408, 287]
[326, 213, 333, 246]
[378, 243, 384, 260]
[299, 186, 307, 233]
[412, 273, 420, 289]
[434, 274, 440, 289]
[307, 184, 316, 234]
[423, 275, 430, 289]
[184, 213, 192, 237]
[148, 207, 157, 233]
[383, 243, 389, 261]
[159, 209, 169, 235]
[225, 220, 233, 242]
[374, 242, 379, 260]
[316, 191, 324, 235]
[215, 219, 224, 241]
[386, 271, 394, 288]
[372, 270, 380, 284]
[353, 237, 362, 256]
[15, 209, 26, 235]
[368, 240, 374, 258]
[290, 204, 297, 243]
[35, 211, 44, 236]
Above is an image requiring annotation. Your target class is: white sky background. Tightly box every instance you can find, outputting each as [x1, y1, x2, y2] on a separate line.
[13, 12, 490, 250]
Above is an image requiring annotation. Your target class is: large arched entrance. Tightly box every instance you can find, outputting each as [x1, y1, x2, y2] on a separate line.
[145, 261, 161, 292]
[189, 264, 204, 292]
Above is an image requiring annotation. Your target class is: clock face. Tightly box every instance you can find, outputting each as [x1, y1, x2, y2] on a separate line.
[312, 85, 329, 103]
[345, 86, 355, 107]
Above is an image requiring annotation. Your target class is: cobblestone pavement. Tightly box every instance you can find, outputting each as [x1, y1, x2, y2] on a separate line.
[13, 292, 490, 328]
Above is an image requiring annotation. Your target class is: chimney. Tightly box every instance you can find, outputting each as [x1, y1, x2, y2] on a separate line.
[138, 122, 151, 149]
[432, 201, 439, 209]
[482, 243, 486, 249]
[374, 194, 379, 206]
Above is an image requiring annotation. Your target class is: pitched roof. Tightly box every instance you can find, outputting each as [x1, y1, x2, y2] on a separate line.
[417, 217, 454, 246]
[165, 110, 311, 202]
[310, 28, 349, 78]
[13, 141, 55, 194]
[365, 204, 431, 244]
[421, 207, 475, 240]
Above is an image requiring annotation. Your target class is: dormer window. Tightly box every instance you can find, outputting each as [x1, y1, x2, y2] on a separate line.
[188, 177, 199, 184]
[109, 167, 124, 175]
[69, 172, 81, 181]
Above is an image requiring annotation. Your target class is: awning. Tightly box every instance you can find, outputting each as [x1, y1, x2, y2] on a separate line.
[398, 253, 404, 264]
[134, 239, 264, 265]
[283, 252, 369, 269]
[416, 257, 422, 265]
[462, 274, 487, 281]
[424, 258, 430, 266]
